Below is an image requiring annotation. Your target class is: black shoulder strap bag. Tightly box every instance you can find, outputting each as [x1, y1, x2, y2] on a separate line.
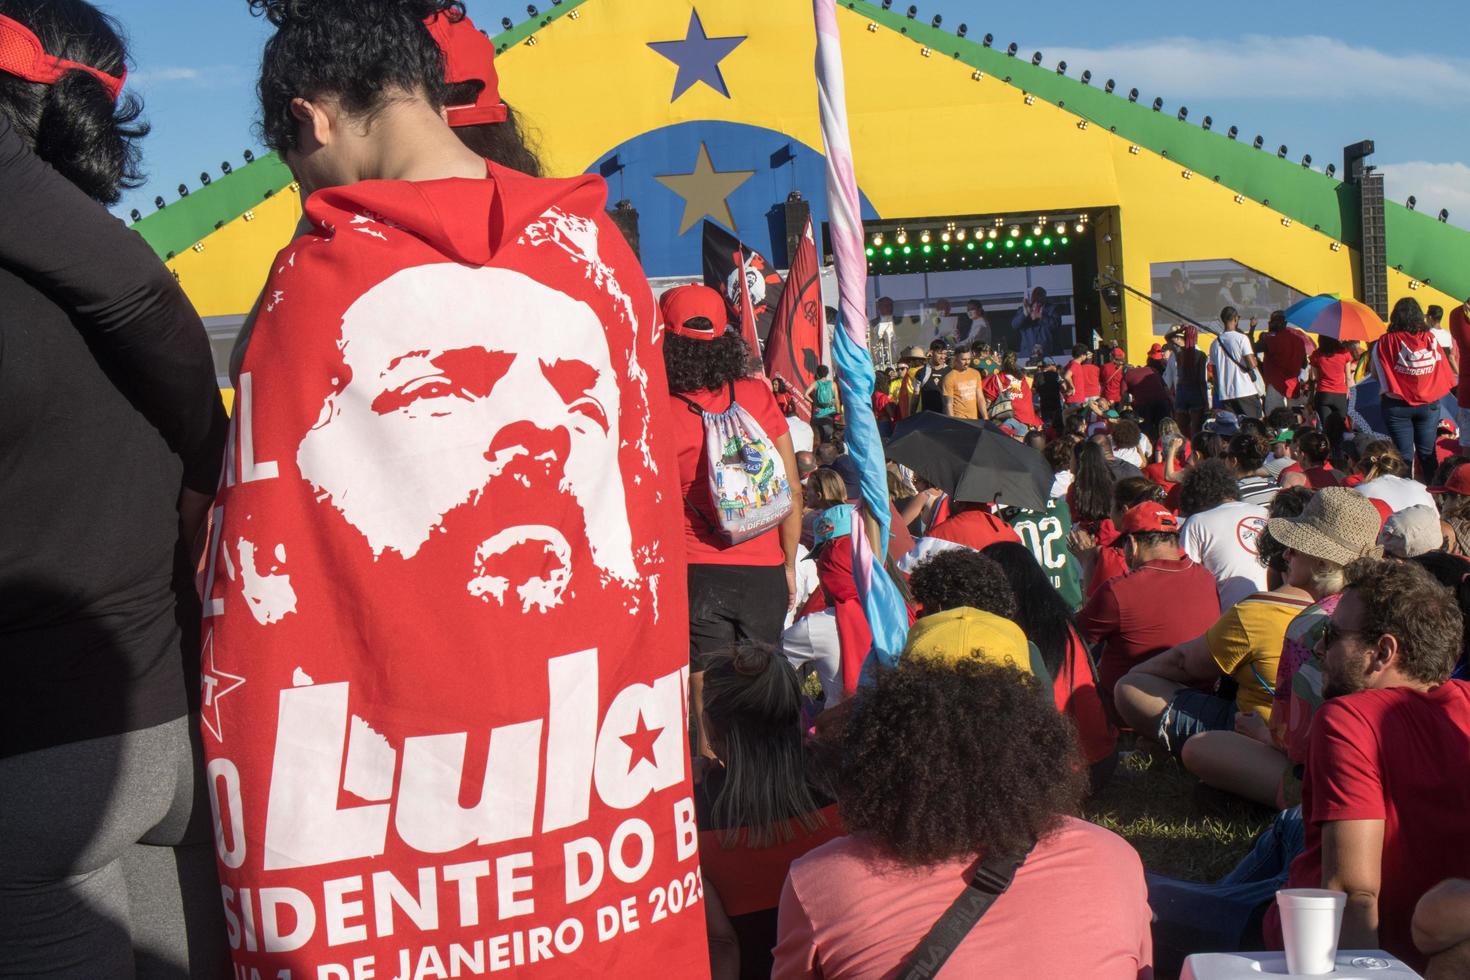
[895, 842, 1034, 980]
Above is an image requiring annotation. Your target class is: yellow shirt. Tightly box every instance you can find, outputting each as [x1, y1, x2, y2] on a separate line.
[1204, 592, 1312, 719]
[940, 368, 985, 419]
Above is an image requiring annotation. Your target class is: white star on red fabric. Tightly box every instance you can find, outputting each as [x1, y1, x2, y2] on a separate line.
[199, 629, 246, 742]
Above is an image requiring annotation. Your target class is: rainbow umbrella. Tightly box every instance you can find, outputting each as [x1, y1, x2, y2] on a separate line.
[1292, 296, 1386, 343]
[1282, 294, 1339, 330]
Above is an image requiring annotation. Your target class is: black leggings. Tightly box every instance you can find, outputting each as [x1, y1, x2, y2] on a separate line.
[1314, 392, 1349, 450]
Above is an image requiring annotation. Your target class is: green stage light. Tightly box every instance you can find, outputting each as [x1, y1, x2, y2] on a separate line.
[922, 244, 932, 254]
[1005, 239, 1016, 249]
[942, 243, 951, 252]
[985, 240, 995, 250]
[883, 245, 893, 256]
[1042, 237, 1052, 247]
[966, 241, 976, 250]
[866, 246, 875, 257]
[1060, 235, 1070, 245]
[1024, 237, 1034, 248]
[903, 244, 912, 255]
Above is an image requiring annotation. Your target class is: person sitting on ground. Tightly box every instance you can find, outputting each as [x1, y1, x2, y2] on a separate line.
[1114, 489, 1314, 752]
[1090, 431, 1147, 482]
[896, 498, 1020, 573]
[1110, 417, 1148, 470]
[1042, 436, 1076, 501]
[794, 450, 817, 483]
[800, 467, 848, 548]
[1263, 427, 1297, 480]
[1067, 440, 1116, 538]
[1264, 559, 1470, 973]
[1077, 501, 1221, 721]
[905, 548, 1034, 667]
[1254, 487, 1316, 591]
[1071, 476, 1169, 598]
[984, 541, 1118, 786]
[773, 658, 1152, 979]
[1353, 438, 1437, 513]
[1279, 430, 1343, 490]
[1414, 879, 1470, 979]
[1380, 505, 1444, 560]
[698, 644, 844, 980]
[1180, 459, 1270, 609]
[1226, 431, 1280, 506]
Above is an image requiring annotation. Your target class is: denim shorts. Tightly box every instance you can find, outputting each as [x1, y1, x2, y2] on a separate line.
[1157, 689, 1236, 757]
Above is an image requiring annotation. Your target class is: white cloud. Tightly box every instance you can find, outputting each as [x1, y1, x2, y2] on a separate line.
[1046, 35, 1470, 105]
[128, 67, 203, 86]
[1380, 161, 1470, 230]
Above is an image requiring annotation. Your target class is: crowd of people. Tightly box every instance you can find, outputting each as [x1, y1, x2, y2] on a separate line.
[5, 0, 1470, 978]
[671, 279, 1470, 977]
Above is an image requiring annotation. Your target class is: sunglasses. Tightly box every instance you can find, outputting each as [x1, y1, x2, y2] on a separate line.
[1320, 620, 1367, 650]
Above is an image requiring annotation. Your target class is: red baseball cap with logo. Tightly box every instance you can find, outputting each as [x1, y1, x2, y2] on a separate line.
[1120, 501, 1181, 534]
[424, 10, 509, 127]
[659, 285, 729, 341]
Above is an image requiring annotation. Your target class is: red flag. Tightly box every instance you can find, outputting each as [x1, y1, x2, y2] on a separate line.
[765, 219, 824, 421]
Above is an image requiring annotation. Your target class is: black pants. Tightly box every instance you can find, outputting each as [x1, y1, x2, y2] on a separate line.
[1223, 395, 1263, 420]
[687, 563, 788, 671]
[1314, 392, 1349, 450]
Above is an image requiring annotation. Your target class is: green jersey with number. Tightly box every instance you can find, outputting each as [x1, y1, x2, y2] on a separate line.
[1004, 499, 1084, 611]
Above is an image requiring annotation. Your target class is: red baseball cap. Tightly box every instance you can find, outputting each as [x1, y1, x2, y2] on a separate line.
[1111, 347, 1125, 359]
[1438, 417, 1459, 436]
[1147, 343, 1166, 360]
[425, 10, 509, 127]
[1430, 465, 1470, 496]
[1120, 501, 1180, 534]
[659, 285, 728, 341]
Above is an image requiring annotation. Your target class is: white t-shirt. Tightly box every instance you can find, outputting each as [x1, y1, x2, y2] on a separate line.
[786, 415, 815, 454]
[1433, 328, 1454, 353]
[1354, 475, 1437, 515]
[1209, 331, 1257, 401]
[1181, 500, 1270, 610]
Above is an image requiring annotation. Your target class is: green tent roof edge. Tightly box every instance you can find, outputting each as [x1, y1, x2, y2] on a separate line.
[847, 0, 1470, 300]
[133, 0, 1470, 301]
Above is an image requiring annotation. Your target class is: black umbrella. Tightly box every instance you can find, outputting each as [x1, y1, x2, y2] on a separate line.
[886, 412, 1052, 512]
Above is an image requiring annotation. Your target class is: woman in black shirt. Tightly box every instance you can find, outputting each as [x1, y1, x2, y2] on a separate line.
[0, 2, 227, 974]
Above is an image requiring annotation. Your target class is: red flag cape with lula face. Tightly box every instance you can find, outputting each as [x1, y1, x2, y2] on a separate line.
[765, 218, 824, 421]
[201, 163, 707, 976]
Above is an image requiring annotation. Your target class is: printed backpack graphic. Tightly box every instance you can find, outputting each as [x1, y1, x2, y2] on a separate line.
[695, 395, 792, 544]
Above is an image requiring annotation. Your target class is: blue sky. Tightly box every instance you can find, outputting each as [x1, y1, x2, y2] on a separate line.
[105, 0, 1470, 228]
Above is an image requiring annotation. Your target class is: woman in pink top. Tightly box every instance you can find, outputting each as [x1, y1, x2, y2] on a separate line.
[773, 659, 1153, 979]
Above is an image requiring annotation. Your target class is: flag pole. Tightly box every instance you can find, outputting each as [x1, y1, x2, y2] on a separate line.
[812, 0, 909, 672]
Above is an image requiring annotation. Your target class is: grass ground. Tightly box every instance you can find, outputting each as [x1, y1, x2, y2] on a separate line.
[1085, 744, 1276, 882]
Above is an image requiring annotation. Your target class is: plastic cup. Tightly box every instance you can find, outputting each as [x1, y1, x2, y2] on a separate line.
[1276, 888, 1347, 975]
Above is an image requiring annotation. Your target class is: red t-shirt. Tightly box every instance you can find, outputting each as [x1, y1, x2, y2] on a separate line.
[1268, 681, 1470, 972]
[1310, 349, 1354, 395]
[1449, 304, 1470, 408]
[1065, 362, 1102, 404]
[674, 377, 790, 566]
[1099, 362, 1126, 403]
[1056, 625, 1118, 765]
[1143, 463, 1185, 511]
[1077, 556, 1222, 705]
[1262, 328, 1309, 398]
[1124, 365, 1170, 406]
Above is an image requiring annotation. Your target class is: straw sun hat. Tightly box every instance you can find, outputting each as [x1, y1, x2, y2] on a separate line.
[1265, 487, 1385, 568]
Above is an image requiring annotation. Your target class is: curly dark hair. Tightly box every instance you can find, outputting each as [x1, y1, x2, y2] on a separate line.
[1041, 437, 1075, 475]
[249, 0, 459, 154]
[908, 549, 1017, 619]
[662, 329, 752, 394]
[1110, 418, 1142, 453]
[1344, 558, 1463, 685]
[0, 0, 148, 203]
[837, 658, 1084, 865]
[1388, 296, 1428, 335]
[1192, 430, 1227, 461]
[1179, 458, 1240, 516]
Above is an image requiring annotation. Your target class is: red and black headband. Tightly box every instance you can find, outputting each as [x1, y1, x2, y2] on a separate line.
[0, 14, 126, 102]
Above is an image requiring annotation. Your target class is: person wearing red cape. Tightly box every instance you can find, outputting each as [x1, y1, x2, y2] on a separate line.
[205, 3, 707, 974]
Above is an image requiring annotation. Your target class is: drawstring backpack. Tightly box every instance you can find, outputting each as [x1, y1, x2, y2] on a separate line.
[674, 382, 794, 544]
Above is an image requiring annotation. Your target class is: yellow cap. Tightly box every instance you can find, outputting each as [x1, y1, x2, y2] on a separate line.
[902, 608, 1032, 673]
